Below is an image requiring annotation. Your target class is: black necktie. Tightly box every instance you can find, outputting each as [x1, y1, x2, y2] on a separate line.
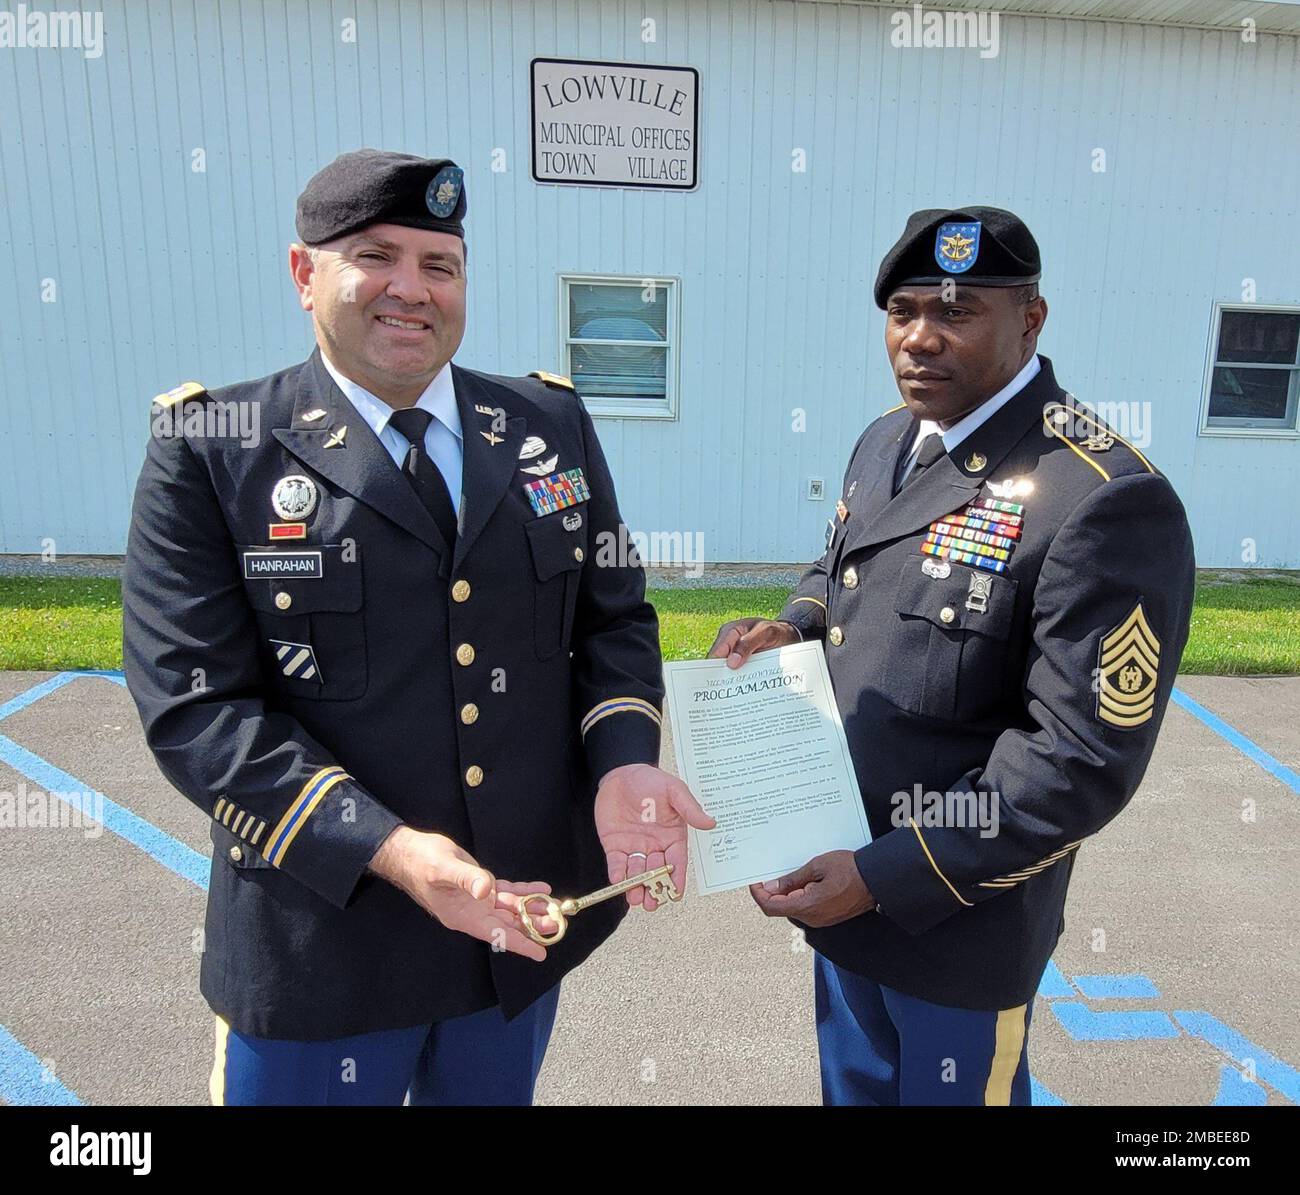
[897, 433, 947, 494]
[388, 408, 459, 546]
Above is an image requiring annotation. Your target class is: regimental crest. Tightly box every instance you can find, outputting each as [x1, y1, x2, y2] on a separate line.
[935, 221, 981, 274]
[426, 165, 464, 217]
[1097, 602, 1161, 729]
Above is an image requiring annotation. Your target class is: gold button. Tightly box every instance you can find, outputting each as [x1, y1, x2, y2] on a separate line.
[940, 606, 956, 624]
[228, 845, 243, 863]
[829, 626, 844, 646]
[574, 547, 584, 563]
[842, 567, 858, 589]
[455, 643, 475, 666]
[274, 591, 292, 610]
[451, 579, 471, 603]
[465, 765, 484, 788]
[461, 703, 479, 725]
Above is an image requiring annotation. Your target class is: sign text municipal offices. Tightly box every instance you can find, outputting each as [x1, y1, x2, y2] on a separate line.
[531, 58, 699, 190]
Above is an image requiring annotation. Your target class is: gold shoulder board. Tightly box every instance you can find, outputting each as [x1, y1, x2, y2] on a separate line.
[528, 370, 576, 392]
[152, 380, 208, 409]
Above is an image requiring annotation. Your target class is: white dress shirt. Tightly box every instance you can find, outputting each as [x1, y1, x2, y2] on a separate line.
[899, 354, 1042, 475]
[320, 353, 464, 514]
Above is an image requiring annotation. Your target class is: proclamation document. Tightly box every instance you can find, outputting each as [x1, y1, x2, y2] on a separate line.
[664, 642, 871, 896]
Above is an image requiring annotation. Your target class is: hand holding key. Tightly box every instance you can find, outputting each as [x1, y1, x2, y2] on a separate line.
[518, 865, 682, 946]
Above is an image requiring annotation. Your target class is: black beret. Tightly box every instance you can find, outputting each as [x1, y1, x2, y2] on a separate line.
[295, 149, 466, 245]
[874, 206, 1040, 308]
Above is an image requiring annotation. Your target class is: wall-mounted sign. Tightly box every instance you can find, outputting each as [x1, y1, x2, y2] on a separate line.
[531, 57, 699, 190]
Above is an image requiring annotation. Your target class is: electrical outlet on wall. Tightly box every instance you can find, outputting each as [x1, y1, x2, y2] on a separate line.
[807, 478, 825, 500]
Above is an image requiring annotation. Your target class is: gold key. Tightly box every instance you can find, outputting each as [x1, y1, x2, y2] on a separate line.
[518, 865, 681, 946]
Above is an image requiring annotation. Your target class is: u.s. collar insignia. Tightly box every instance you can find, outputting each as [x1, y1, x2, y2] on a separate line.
[475, 403, 499, 417]
[271, 475, 318, 521]
[1097, 602, 1160, 729]
[965, 452, 988, 472]
[426, 165, 463, 218]
[935, 221, 981, 274]
[1082, 432, 1114, 453]
[300, 408, 327, 423]
[987, 477, 1033, 500]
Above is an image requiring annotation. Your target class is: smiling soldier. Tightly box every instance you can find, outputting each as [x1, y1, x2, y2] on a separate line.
[123, 150, 710, 1106]
[710, 206, 1195, 1106]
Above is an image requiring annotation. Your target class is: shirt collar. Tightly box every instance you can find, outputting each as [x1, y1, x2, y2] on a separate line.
[320, 352, 462, 442]
[910, 354, 1042, 453]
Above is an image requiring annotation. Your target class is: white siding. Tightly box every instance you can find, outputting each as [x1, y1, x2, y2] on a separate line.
[0, 0, 1297, 564]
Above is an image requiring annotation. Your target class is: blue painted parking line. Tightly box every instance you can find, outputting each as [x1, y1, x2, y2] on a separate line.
[1212, 1063, 1269, 1107]
[1030, 1075, 1066, 1106]
[1049, 1001, 1180, 1041]
[1171, 687, 1300, 796]
[1037, 959, 1074, 998]
[0, 1023, 82, 1106]
[1073, 974, 1160, 1000]
[0, 670, 125, 724]
[0, 732, 208, 890]
[1175, 1011, 1300, 1103]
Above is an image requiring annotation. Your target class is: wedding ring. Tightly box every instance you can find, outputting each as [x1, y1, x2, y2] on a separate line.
[628, 852, 648, 862]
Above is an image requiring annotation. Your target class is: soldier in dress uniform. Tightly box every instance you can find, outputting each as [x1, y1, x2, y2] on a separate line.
[711, 206, 1195, 1105]
[123, 149, 711, 1105]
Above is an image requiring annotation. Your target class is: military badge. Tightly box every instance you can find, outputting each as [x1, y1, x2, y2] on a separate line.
[324, 425, 347, 449]
[523, 468, 590, 517]
[563, 512, 583, 531]
[269, 639, 322, 684]
[1082, 432, 1114, 453]
[965, 572, 994, 613]
[271, 475, 318, 521]
[921, 558, 951, 580]
[935, 221, 981, 274]
[426, 165, 463, 217]
[1097, 602, 1160, 729]
[987, 477, 1033, 500]
[519, 435, 558, 476]
[268, 522, 307, 541]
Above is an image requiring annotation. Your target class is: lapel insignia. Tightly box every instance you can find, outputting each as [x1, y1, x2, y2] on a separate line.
[269, 639, 322, 684]
[563, 512, 583, 531]
[480, 430, 504, 447]
[836, 500, 849, 522]
[271, 475, 318, 521]
[475, 403, 498, 416]
[965, 452, 988, 472]
[523, 467, 590, 517]
[268, 522, 307, 541]
[825, 518, 836, 550]
[324, 425, 347, 449]
[1097, 602, 1160, 729]
[301, 408, 327, 423]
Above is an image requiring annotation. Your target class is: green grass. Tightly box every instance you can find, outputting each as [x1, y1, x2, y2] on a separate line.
[1181, 577, 1300, 676]
[0, 576, 1296, 676]
[0, 577, 125, 670]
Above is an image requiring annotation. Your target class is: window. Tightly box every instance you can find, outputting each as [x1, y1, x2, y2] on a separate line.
[559, 275, 679, 418]
[1202, 305, 1300, 434]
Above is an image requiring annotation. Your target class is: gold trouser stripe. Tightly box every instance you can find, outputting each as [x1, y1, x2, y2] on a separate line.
[790, 596, 827, 612]
[984, 1004, 1028, 1105]
[210, 1016, 230, 1106]
[908, 818, 973, 907]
